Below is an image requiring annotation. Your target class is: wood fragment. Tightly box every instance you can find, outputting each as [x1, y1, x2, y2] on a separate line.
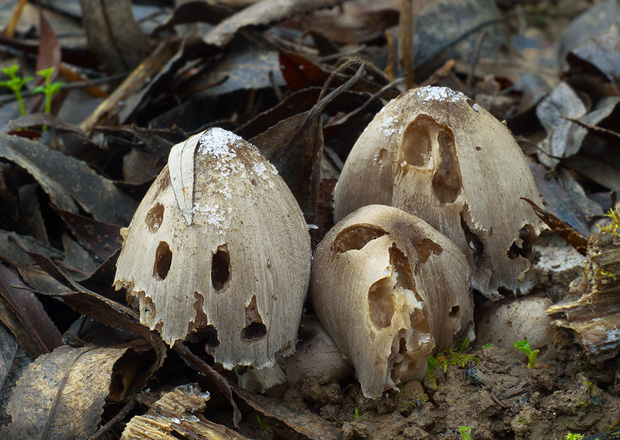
[398, 0, 414, 89]
[548, 228, 620, 363]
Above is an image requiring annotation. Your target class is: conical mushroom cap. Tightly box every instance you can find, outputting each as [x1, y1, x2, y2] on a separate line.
[311, 204, 473, 398]
[114, 128, 311, 369]
[334, 86, 545, 299]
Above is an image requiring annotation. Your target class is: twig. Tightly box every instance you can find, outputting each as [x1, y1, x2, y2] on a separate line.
[399, 0, 414, 89]
[88, 397, 137, 440]
[466, 31, 488, 91]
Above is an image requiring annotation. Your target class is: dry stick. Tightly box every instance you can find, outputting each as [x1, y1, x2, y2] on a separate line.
[398, 0, 414, 89]
[466, 30, 488, 92]
[88, 397, 137, 440]
[5, 0, 28, 38]
[79, 42, 175, 133]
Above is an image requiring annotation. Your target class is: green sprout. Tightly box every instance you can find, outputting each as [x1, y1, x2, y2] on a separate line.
[564, 433, 584, 440]
[0, 65, 33, 116]
[33, 67, 64, 131]
[514, 339, 539, 369]
[457, 337, 469, 352]
[459, 426, 472, 440]
[482, 343, 494, 349]
[354, 408, 360, 419]
[256, 415, 274, 431]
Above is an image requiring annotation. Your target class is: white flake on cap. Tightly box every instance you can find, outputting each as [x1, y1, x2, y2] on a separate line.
[414, 86, 466, 103]
[379, 115, 403, 136]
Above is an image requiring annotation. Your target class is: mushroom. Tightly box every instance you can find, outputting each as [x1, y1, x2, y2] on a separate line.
[114, 128, 312, 369]
[476, 295, 557, 363]
[333, 86, 546, 300]
[285, 315, 352, 388]
[310, 204, 473, 399]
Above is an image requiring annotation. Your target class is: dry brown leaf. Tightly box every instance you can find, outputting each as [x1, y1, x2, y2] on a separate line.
[203, 0, 345, 47]
[78, 0, 150, 73]
[0, 344, 128, 440]
[122, 384, 250, 440]
[0, 323, 32, 427]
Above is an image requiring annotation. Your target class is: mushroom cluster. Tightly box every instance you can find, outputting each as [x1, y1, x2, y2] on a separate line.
[114, 128, 311, 369]
[115, 85, 547, 398]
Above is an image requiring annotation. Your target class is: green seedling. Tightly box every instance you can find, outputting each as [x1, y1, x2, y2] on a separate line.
[482, 343, 494, 349]
[256, 415, 274, 431]
[354, 408, 360, 419]
[514, 339, 539, 369]
[459, 426, 472, 440]
[33, 67, 64, 131]
[0, 65, 33, 116]
[457, 337, 469, 352]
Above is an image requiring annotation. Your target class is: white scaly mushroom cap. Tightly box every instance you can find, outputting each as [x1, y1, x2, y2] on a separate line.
[114, 128, 312, 369]
[334, 86, 546, 300]
[310, 204, 473, 399]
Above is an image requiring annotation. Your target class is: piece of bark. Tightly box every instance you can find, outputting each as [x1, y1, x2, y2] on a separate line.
[548, 226, 620, 363]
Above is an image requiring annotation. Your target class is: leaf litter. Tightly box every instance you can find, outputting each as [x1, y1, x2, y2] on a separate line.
[0, 0, 620, 439]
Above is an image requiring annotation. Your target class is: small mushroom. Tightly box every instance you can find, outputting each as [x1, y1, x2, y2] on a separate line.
[114, 128, 312, 369]
[476, 295, 557, 363]
[285, 315, 352, 388]
[334, 86, 546, 300]
[310, 204, 473, 399]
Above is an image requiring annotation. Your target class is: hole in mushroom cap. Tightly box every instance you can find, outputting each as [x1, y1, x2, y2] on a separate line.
[192, 292, 209, 328]
[408, 306, 432, 353]
[141, 294, 156, 317]
[368, 277, 395, 329]
[431, 124, 461, 204]
[449, 305, 460, 324]
[145, 203, 164, 233]
[460, 209, 485, 259]
[198, 325, 220, 355]
[333, 224, 388, 253]
[211, 245, 231, 291]
[416, 238, 443, 263]
[153, 241, 172, 280]
[400, 115, 434, 167]
[242, 295, 267, 341]
[507, 224, 536, 260]
[389, 245, 415, 290]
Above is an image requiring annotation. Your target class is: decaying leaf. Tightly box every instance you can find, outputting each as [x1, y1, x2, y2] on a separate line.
[535, 82, 588, 169]
[0, 323, 32, 427]
[0, 135, 138, 225]
[79, 0, 150, 73]
[122, 384, 249, 440]
[203, 0, 346, 47]
[0, 344, 128, 440]
[522, 198, 588, 256]
[0, 264, 63, 358]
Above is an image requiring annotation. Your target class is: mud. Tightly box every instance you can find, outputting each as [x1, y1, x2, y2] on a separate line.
[239, 343, 619, 440]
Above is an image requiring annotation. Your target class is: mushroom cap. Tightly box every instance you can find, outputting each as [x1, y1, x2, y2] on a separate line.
[334, 86, 546, 299]
[285, 315, 352, 387]
[114, 128, 311, 369]
[476, 295, 557, 363]
[310, 204, 473, 398]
